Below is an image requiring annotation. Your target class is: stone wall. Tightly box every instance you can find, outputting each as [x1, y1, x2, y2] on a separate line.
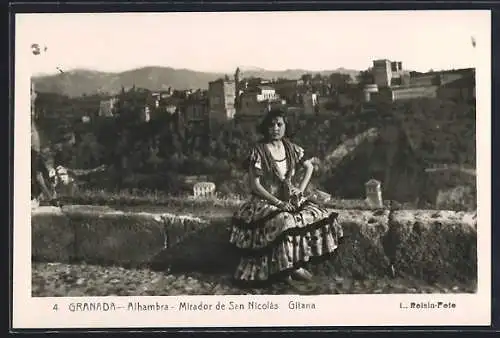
[31, 205, 477, 284]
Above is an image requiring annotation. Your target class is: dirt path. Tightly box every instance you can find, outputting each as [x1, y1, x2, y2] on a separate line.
[32, 262, 476, 297]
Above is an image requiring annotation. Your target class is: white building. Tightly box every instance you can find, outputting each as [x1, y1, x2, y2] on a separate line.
[256, 86, 279, 102]
[98, 97, 118, 117]
[302, 92, 318, 115]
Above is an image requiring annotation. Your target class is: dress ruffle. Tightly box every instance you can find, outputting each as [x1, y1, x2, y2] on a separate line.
[229, 197, 344, 284]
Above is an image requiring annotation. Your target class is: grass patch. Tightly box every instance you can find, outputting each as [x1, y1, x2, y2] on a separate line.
[54, 187, 473, 215]
[57, 188, 242, 211]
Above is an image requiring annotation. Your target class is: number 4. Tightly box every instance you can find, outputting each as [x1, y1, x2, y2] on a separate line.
[53, 304, 58, 311]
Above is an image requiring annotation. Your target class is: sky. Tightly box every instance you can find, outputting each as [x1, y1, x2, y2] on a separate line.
[16, 10, 490, 76]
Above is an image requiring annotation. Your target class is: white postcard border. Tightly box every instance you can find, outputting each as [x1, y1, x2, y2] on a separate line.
[12, 10, 492, 329]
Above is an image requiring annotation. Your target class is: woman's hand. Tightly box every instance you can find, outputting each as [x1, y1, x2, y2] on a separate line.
[289, 186, 303, 196]
[277, 201, 295, 212]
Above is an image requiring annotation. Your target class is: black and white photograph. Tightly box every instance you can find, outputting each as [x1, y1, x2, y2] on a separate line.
[13, 10, 490, 328]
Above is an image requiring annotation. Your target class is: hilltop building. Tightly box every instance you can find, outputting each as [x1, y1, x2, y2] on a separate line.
[436, 72, 476, 102]
[302, 92, 319, 115]
[235, 81, 285, 122]
[232, 67, 328, 122]
[254, 85, 279, 101]
[98, 97, 118, 117]
[273, 79, 302, 104]
[208, 78, 236, 122]
[372, 59, 411, 88]
[365, 59, 475, 103]
[178, 93, 210, 137]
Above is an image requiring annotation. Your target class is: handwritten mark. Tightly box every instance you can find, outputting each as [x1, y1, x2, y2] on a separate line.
[31, 43, 47, 55]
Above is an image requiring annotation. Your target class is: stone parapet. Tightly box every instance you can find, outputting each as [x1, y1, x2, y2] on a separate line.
[31, 205, 477, 284]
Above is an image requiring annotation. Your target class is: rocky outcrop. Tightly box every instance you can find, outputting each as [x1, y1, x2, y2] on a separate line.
[31, 205, 477, 284]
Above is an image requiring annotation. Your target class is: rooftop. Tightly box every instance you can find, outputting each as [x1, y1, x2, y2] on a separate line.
[412, 67, 475, 78]
[391, 84, 439, 90]
[209, 78, 235, 85]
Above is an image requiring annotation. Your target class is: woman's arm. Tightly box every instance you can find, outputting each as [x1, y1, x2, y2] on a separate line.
[297, 159, 314, 193]
[249, 168, 284, 207]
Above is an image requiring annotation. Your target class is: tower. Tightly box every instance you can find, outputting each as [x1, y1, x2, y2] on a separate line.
[208, 78, 236, 121]
[372, 59, 392, 88]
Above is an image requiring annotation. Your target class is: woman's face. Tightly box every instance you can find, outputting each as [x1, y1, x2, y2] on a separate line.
[267, 116, 286, 141]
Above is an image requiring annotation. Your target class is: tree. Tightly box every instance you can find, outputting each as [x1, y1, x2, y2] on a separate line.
[72, 132, 103, 169]
[301, 74, 312, 84]
[329, 73, 351, 90]
[356, 69, 374, 87]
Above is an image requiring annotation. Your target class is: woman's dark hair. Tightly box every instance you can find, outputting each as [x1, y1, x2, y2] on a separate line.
[257, 109, 289, 139]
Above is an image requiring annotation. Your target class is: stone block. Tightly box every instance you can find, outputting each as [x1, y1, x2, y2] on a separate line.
[388, 210, 477, 283]
[310, 208, 391, 279]
[70, 210, 166, 268]
[31, 207, 75, 262]
[158, 213, 211, 248]
[149, 216, 233, 274]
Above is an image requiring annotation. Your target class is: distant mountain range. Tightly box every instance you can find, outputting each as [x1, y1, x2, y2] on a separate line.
[31, 66, 361, 98]
[236, 66, 360, 82]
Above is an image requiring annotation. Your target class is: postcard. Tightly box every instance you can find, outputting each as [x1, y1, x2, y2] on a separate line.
[13, 10, 491, 329]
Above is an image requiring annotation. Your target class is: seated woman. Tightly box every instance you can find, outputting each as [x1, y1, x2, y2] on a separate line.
[229, 109, 344, 288]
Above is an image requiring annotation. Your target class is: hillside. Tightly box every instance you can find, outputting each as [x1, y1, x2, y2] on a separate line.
[32, 67, 225, 97]
[238, 66, 360, 82]
[31, 66, 360, 97]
